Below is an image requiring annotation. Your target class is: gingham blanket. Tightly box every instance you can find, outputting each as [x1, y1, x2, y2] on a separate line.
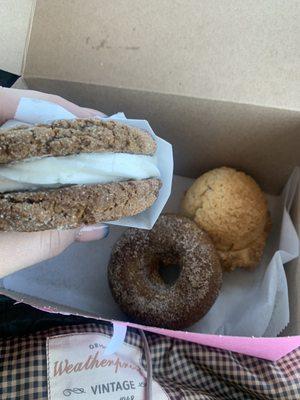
[0, 322, 299, 400]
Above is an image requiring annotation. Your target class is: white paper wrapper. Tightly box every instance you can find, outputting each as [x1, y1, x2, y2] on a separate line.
[2, 172, 299, 337]
[0, 98, 173, 229]
[1, 98, 299, 338]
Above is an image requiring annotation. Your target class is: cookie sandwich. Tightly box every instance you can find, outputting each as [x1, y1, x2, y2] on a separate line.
[0, 119, 161, 231]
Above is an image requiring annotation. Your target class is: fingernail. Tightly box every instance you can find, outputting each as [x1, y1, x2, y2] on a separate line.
[93, 113, 107, 119]
[76, 224, 109, 242]
[86, 109, 107, 118]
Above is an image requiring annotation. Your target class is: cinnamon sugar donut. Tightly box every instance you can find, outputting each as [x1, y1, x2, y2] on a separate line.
[108, 214, 222, 329]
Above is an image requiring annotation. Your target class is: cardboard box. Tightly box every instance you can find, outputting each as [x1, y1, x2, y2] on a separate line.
[0, 0, 35, 75]
[1, 0, 299, 359]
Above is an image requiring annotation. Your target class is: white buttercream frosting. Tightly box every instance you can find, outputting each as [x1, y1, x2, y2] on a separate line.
[0, 153, 160, 193]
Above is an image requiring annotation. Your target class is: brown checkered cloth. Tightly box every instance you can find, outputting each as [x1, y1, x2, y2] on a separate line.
[0, 322, 299, 399]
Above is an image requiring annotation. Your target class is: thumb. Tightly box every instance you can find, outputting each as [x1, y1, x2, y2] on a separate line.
[0, 224, 109, 278]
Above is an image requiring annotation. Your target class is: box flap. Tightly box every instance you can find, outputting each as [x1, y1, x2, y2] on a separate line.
[0, 0, 35, 75]
[24, 0, 300, 110]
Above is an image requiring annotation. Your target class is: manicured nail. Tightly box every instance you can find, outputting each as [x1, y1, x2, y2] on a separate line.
[76, 224, 109, 242]
[93, 113, 107, 119]
[84, 109, 107, 118]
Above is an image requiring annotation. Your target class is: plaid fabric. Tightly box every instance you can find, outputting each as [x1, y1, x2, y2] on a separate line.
[0, 322, 299, 399]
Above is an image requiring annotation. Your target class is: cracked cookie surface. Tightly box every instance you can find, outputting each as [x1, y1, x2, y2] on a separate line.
[0, 118, 156, 163]
[0, 178, 161, 231]
[182, 167, 271, 270]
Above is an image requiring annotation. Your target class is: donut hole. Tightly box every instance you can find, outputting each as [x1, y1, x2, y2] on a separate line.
[157, 258, 181, 286]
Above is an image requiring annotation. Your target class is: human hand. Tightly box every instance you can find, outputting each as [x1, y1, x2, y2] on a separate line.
[0, 86, 106, 124]
[0, 87, 109, 278]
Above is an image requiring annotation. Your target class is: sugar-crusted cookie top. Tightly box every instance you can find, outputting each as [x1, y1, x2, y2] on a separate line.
[0, 119, 157, 164]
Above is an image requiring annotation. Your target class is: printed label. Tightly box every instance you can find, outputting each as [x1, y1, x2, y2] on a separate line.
[47, 333, 168, 400]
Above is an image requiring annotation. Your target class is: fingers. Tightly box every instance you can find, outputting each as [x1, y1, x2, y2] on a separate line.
[0, 87, 20, 123]
[76, 224, 109, 242]
[43, 94, 106, 118]
[75, 107, 107, 118]
[0, 87, 106, 122]
[0, 224, 109, 279]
